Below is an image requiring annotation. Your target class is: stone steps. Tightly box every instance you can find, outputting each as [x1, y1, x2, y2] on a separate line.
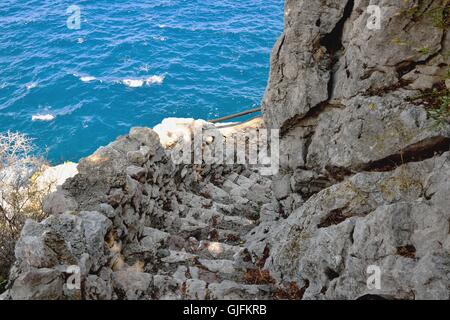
[196, 241, 242, 260]
[153, 168, 275, 300]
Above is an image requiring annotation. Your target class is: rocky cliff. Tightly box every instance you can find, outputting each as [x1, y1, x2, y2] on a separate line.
[1, 0, 449, 300]
[262, 0, 449, 299]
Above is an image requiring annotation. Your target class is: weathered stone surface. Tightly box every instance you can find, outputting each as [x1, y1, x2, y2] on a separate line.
[153, 275, 180, 300]
[85, 273, 113, 300]
[10, 268, 64, 300]
[263, 0, 447, 130]
[262, 0, 350, 129]
[256, 0, 450, 300]
[207, 280, 266, 300]
[43, 189, 78, 215]
[79, 211, 112, 272]
[266, 153, 450, 300]
[112, 271, 153, 300]
[306, 93, 450, 173]
[272, 174, 291, 200]
[333, 0, 445, 100]
[126, 165, 147, 181]
[184, 279, 207, 299]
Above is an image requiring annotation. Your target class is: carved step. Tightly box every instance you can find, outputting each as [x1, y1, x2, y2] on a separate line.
[196, 241, 243, 260]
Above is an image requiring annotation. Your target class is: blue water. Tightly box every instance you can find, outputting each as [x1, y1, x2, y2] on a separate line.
[0, 0, 283, 163]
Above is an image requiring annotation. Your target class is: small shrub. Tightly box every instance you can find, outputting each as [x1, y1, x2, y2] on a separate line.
[273, 281, 309, 300]
[244, 269, 276, 285]
[428, 0, 450, 29]
[0, 131, 51, 283]
[407, 82, 450, 129]
[428, 91, 450, 128]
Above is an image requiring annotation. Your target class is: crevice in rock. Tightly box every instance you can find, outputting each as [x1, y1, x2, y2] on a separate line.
[320, 0, 354, 56]
[364, 29, 447, 97]
[324, 267, 340, 281]
[278, 0, 355, 136]
[276, 34, 286, 61]
[395, 43, 444, 79]
[280, 101, 343, 136]
[397, 245, 417, 259]
[349, 226, 355, 245]
[325, 165, 353, 182]
[320, 0, 355, 99]
[317, 208, 352, 228]
[299, 279, 310, 300]
[273, 280, 309, 300]
[360, 136, 450, 172]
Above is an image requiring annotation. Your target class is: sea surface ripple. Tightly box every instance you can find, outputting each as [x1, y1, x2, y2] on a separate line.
[0, 0, 284, 162]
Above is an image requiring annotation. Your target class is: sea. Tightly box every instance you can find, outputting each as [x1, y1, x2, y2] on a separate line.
[0, 0, 284, 163]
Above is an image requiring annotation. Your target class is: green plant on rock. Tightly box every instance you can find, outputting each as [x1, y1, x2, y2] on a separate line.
[0, 276, 7, 294]
[407, 84, 450, 129]
[428, 0, 450, 29]
[444, 67, 450, 80]
[401, 0, 449, 30]
[428, 91, 450, 128]
[416, 46, 432, 55]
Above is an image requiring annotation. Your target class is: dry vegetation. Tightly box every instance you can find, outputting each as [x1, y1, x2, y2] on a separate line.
[0, 132, 53, 288]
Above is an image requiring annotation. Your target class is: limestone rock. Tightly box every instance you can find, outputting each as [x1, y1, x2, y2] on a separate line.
[267, 153, 450, 300]
[262, 0, 351, 129]
[85, 274, 113, 300]
[112, 271, 153, 300]
[306, 94, 450, 173]
[10, 268, 64, 300]
[43, 190, 78, 215]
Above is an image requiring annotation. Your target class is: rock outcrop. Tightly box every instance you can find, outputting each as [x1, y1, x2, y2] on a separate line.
[259, 0, 449, 300]
[1, 122, 278, 300]
[2, 0, 449, 300]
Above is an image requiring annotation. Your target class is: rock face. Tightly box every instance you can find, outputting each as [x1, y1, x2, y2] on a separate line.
[259, 0, 450, 300]
[262, 0, 448, 131]
[266, 154, 450, 299]
[2, 0, 449, 300]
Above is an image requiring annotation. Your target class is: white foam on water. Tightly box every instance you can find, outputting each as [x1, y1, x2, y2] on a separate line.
[77, 37, 85, 44]
[139, 64, 150, 72]
[32, 114, 55, 122]
[152, 35, 167, 41]
[123, 79, 145, 88]
[146, 75, 165, 85]
[80, 76, 96, 83]
[26, 82, 38, 90]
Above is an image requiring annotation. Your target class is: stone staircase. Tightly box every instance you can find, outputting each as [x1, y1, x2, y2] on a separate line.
[149, 168, 276, 300]
[1, 126, 284, 301]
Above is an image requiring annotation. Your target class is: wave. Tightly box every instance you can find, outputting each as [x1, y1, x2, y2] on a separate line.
[73, 72, 165, 87]
[123, 75, 166, 88]
[139, 64, 150, 72]
[122, 79, 145, 88]
[32, 114, 55, 122]
[26, 82, 38, 90]
[80, 76, 97, 83]
[152, 35, 168, 41]
[146, 75, 165, 85]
